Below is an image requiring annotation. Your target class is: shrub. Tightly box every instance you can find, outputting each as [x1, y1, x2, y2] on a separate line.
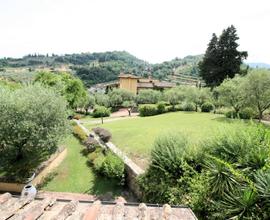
[201, 102, 214, 112]
[92, 105, 110, 118]
[93, 154, 106, 173]
[215, 107, 229, 115]
[181, 102, 196, 111]
[101, 153, 125, 181]
[225, 110, 238, 118]
[165, 105, 174, 112]
[0, 84, 69, 181]
[139, 104, 158, 116]
[73, 125, 87, 142]
[157, 101, 166, 114]
[83, 136, 99, 153]
[138, 133, 197, 204]
[93, 127, 112, 142]
[239, 107, 256, 119]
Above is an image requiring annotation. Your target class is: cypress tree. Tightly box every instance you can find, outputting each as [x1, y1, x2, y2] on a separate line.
[199, 25, 248, 87]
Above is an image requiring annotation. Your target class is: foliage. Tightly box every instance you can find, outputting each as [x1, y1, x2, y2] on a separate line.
[199, 25, 248, 87]
[92, 105, 111, 118]
[100, 152, 125, 181]
[138, 123, 270, 219]
[137, 89, 161, 104]
[139, 104, 158, 116]
[239, 107, 256, 119]
[138, 133, 197, 204]
[164, 87, 186, 107]
[157, 101, 166, 114]
[72, 125, 87, 142]
[83, 136, 99, 153]
[216, 75, 245, 113]
[122, 100, 136, 116]
[94, 93, 110, 107]
[181, 102, 196, 111]
[225, 110, 238, 119]
[201, 102, 214, 112]
[92, 127, 112, 143]
[0, 85, 69, 181]
[35, 71, 88, 109]
[243, 69, 270, 121]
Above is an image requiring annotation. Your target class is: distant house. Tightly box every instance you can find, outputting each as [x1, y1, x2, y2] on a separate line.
[104, 73, 176, 94]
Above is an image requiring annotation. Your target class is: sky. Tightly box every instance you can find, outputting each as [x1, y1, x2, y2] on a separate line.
[0, 0, 270, 64]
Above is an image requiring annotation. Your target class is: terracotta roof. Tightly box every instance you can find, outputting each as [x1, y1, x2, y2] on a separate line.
[119, 73, 140, 79]
[154, 81, 176, 88]
[137, 82, 154, 88]
[0, 192, 197, 220]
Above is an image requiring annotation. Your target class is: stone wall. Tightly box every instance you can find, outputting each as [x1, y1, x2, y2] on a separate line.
[75, 120, 145, 198]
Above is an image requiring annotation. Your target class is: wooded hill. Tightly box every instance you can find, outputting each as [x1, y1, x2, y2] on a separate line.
[0, 51, 203, 86]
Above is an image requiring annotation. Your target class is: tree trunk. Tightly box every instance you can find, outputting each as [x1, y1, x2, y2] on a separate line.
[259, 111, 263, 122]
[128, 109, 131, 116]
[101, 117, 103, 124]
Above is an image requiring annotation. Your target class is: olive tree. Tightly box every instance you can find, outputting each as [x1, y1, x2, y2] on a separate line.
[0, 85, 69, 181]
[164, 87, 186, 108]
[243, 69, 270, 121]
[216, 75, 245, 114]
[137, 89, 161, 104]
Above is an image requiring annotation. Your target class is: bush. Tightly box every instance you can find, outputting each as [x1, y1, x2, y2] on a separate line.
[93, 127, 112, 143]
[139, 104, 158, 116]
[165, 105, 174, 112]
[101, 153, 125, 181]
[215, 107, 229, 115]
[92, 105, 110, 118]
[225, 110, 238, 118]
[93, 154, 106, 173]
[73, 125, 88, 142]
[201, 102, 214, 112]
[0, 85, 69, 181]
[91, 151, 124, 182]
[239, 107, 256, 119]
[181, 102, 196, 111]
[83, 136, 99, 153]
[157, 101, 166, 114]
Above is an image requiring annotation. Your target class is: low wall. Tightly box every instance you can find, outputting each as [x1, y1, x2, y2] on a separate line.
[0, 148, 67, 193]
[76, 120, 145, 198]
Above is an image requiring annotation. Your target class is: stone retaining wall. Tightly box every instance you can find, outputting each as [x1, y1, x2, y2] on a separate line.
[75, 120, 145, 198]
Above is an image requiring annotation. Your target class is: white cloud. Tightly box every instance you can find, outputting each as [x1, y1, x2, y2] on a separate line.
[0, 0, 269, 63]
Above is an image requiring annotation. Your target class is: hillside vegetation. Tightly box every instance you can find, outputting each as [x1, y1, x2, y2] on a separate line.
[0, 51, 202, 86]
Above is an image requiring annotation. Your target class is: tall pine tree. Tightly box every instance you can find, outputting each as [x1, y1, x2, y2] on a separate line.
[199, 25, 247, 87]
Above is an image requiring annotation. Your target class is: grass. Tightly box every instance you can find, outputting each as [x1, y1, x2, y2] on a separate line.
[40, 134, 123, 196]
[85, 112, 251, 168]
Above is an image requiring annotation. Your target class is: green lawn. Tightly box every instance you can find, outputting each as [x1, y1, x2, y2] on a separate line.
[86, 112, 251, 168]
[40, 134, 123, 196]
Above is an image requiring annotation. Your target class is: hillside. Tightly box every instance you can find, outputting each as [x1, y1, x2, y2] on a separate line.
[0, 51, 202, 86]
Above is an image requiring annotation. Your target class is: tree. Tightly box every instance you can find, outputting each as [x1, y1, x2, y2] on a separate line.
[35, 71, 87, 109]
[137, 89, 161, 104]
[164, 87, 186, 108]
[199, 25, 248, 87]
[0, 85, 69, 181]
[122, 100, 136, 116]
[92, 105, 111, 124]
[243, 69, 270, 121]
[186, 87, 212, 112]
[216, 75, 245, 114]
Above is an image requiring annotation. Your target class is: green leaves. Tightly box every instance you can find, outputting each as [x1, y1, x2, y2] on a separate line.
[0, 85, 69, 181]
